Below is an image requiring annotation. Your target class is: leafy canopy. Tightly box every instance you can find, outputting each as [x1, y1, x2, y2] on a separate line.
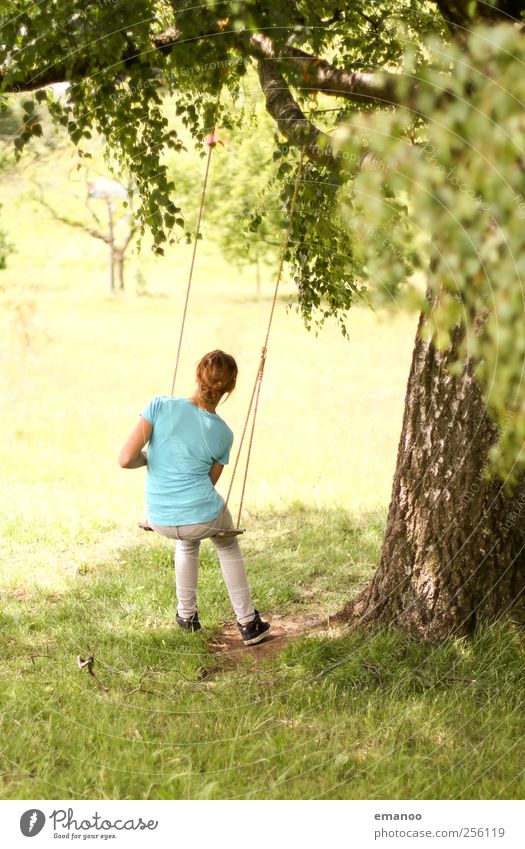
[334, 24, 525, 478]
[0, 1, 443, 283]
[3, 2, 525, 474]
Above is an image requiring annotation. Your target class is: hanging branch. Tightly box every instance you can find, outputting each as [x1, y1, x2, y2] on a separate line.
[257, 59, 338, 168]
[249, 34, 412, 107]
[33, 181, 137, 292]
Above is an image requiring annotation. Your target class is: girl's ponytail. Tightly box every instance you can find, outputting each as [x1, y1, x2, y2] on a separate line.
[196, 350, 238, 406]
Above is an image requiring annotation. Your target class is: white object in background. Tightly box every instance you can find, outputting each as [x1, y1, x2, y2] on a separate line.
[87, 178, 128, 200]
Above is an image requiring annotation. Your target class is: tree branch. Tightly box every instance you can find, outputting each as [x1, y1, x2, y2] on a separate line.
[34, 185, 110, 242]
[0, 24, 414, 170]
[2, 24, 408, 110]
[151, 25, 408, 106]
[257, 58, 339, 168]
[0, 63, 81, 92]
[118, 217, 138, 254]
[249, 34, 412, 107]
[0, 37, 150, 93]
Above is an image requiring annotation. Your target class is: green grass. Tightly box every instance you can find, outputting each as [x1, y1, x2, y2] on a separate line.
[1, 504, 524, 800]
[1, 141, 524, 800]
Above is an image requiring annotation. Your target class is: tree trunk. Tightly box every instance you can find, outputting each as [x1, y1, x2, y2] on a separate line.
[116, 250, 125, 291]
[341, 302, 525, 641]
[107, 200, 115, 295]
[255, 254, 261, 300]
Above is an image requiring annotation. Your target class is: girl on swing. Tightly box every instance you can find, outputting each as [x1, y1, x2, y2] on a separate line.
[118, 349, 271, 646]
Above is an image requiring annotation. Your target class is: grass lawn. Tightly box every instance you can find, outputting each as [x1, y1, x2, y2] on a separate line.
[1, 147, 524, 800]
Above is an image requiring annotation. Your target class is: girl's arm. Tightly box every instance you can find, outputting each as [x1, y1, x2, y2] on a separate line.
[119, 416, 153, 469]
[209, 463, 224, 486]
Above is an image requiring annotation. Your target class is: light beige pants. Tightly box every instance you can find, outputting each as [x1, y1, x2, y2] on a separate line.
[150, 508, 255, 625]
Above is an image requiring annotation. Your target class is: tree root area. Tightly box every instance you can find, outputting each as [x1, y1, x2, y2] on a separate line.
[208, 612, 331, 666]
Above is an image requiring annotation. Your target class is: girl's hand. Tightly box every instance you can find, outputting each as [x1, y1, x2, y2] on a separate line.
[123, 449, 148, 469]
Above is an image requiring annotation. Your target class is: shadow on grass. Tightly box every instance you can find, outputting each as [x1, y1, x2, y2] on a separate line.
[279, 623, 525, 696]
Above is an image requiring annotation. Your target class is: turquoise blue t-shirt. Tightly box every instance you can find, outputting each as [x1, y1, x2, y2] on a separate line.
[141, 396, 234, 526]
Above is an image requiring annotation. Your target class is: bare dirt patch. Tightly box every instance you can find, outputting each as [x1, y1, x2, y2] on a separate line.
[208, 612, 336, 667]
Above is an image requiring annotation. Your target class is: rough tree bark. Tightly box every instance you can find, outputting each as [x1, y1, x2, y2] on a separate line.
[340, 294, 525, 641]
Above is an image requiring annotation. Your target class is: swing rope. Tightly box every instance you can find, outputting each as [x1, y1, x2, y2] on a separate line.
[223, 145, 307, 528]
[165, 88, 315, 531]
[170, 89, 222, 397]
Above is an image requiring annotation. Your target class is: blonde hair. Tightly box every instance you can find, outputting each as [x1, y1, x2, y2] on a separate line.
[196, 350, 238, 406]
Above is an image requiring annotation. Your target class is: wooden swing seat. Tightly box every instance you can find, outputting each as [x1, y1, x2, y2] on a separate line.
[138, 522, 244, 539]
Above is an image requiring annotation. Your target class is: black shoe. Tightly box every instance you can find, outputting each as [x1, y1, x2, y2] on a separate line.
[237, 610, 271, 645]
[176, 610, 201, 632]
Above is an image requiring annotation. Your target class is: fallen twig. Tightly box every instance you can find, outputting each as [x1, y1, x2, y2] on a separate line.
[362, 660, 385, 689]
[412, 669, 434, 689]
[316, 656, 350, 677]
[30, 653, 53, 665]
[77, 650, 109, 692]
[444, 674, 478, 686]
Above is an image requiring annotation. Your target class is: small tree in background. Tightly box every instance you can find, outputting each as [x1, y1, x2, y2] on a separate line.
[86, 177, 137, 294]
[1, 95, 137, 292]
[34, 176, 137, 294]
